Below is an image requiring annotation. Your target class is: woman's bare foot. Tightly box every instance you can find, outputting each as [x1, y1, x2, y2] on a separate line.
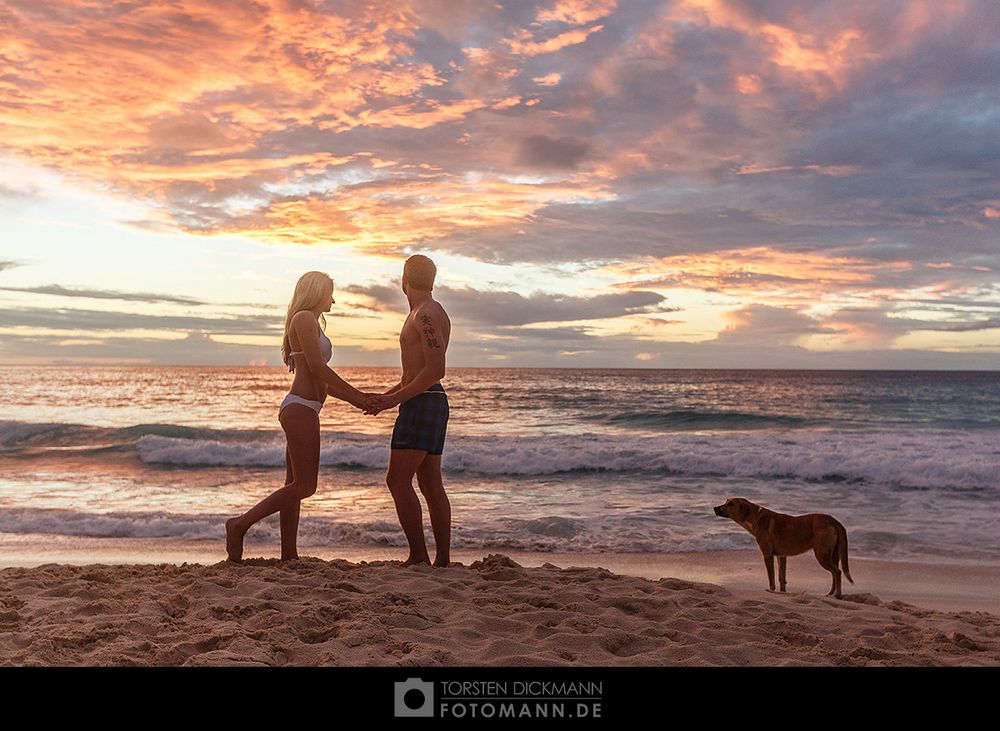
[400, 554, 430, 567]
[225, 517, 246, 563]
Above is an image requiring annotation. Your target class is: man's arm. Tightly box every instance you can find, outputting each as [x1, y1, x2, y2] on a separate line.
[376, 309, 446, 410]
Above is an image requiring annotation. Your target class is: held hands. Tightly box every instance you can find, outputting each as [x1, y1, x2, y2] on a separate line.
[356, 391, 398, 416]
[355, 392, 378, 415]
[364, 394, 385, 416]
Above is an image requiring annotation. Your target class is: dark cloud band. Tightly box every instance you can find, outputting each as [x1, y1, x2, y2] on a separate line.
[0, 284, 206, 305]
[345, 283, 677, 325]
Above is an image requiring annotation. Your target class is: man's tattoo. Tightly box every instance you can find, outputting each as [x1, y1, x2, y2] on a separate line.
[418, 313, 441, 348]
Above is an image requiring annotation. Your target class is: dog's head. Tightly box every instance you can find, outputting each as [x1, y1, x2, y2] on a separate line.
[713, 497, 759, 525]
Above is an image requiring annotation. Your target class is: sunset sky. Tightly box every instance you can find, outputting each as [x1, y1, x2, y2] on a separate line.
[1, 0, 998, 368]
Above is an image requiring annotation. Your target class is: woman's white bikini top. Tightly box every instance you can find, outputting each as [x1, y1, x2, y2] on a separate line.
[288, 330, 333, 373]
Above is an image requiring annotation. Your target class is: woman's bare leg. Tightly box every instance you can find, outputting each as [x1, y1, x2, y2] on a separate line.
[226, 406, 319, 562]
[279, 446, 302, 560]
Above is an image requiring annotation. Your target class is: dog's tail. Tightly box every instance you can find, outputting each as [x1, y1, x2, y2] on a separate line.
[837, 520, 854, 584]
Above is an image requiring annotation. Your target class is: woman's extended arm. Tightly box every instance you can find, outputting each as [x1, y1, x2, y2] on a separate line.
[326, 373, 370, 409]
[290, 311, 369, 409]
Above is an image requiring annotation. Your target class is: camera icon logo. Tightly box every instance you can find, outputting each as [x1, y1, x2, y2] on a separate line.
[394, 677, 435, 717]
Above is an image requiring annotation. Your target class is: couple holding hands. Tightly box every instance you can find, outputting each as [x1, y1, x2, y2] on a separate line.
[225, 254, 452, 568]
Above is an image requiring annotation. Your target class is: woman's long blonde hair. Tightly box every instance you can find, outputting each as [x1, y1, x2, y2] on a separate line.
[281, 271, 333, 370]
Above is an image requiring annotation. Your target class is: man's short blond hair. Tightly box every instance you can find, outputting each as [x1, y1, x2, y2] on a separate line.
[404, 254, 437, 291]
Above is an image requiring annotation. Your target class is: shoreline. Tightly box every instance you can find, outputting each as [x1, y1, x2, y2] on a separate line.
[1, 533, 997, 615]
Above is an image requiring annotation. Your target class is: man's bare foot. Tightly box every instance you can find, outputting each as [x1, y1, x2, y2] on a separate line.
[400, 554, 430, 567]
[225, 517, 245, 563]
[432, 556, 450, 568]
[280, 553, 300, 561]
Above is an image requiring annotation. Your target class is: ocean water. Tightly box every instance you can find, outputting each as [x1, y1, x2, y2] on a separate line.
[1, 366, 999, 564]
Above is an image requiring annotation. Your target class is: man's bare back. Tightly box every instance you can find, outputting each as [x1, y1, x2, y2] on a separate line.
[398, 300, 451, 390]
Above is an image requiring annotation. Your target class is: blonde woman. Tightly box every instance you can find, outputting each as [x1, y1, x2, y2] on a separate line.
[226, 271, 372, 562]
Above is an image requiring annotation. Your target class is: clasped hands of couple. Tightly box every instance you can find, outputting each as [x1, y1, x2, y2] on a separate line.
[353, 391, 396, 417]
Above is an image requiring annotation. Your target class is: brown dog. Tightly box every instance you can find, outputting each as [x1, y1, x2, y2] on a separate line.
[713, 497, 854, 598]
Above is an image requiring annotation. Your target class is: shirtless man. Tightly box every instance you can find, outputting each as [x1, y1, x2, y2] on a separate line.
[367, 255, 452, 567]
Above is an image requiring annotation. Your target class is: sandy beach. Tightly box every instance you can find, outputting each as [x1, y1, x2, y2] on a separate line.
[1, 539, 998, 666]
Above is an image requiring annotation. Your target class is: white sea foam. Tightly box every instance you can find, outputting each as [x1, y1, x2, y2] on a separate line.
[134, 430, 1000, 490]
[0, 505, 993, 560]
[0, 507, 830, 554]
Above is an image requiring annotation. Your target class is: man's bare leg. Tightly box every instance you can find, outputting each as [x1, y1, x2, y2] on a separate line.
[386, 449, 431, 566]
[416, 454, 451, 567]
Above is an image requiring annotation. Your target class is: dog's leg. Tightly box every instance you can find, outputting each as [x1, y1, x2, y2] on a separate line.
[815, 548, 842, 598]
[778, 556, 787, 592]
[763, 550, 776, 592]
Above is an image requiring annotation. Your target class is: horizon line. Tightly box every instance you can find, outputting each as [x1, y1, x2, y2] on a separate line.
[3, 364, 999, 373]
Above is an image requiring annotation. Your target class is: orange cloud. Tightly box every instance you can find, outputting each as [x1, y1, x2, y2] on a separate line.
[735, 74, 763, 94]
[604, 246, 913, 299]
[735, 164, 862, 177]
[218, 173, 617, 249]
[124, 152, 357, 183]
[504, 24, 605, 57]
[537, 0, 619, 26]
[665, 0, 891, 98]
[533, 72, 563, 86]
[350, 99, 489, 130]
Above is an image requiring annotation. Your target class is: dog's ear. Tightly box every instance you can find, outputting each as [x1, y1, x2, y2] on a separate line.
[734, 499, 752, 522]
